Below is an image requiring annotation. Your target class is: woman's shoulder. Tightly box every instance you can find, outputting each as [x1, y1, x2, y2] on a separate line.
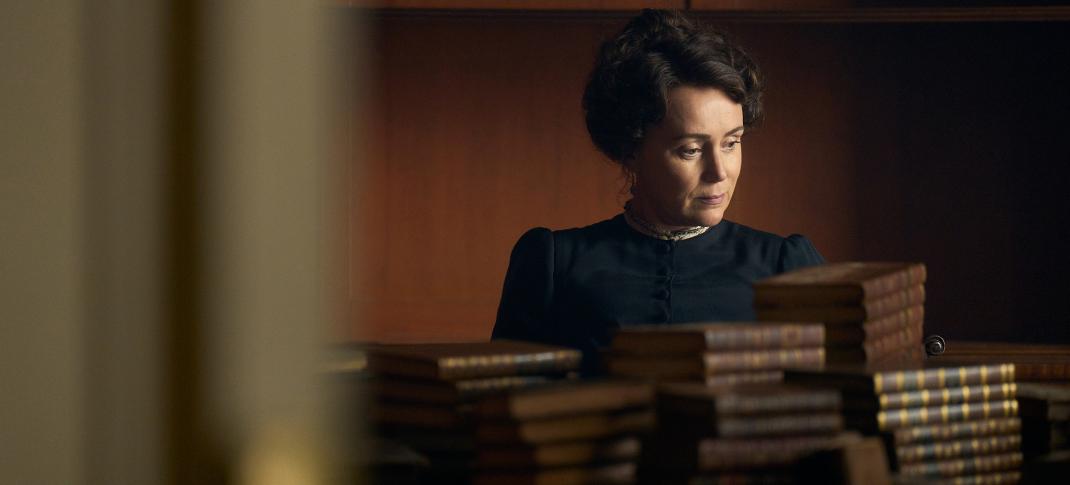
[716, 220, 825, 271]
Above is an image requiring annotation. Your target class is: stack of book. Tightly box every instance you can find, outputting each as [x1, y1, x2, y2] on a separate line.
[753, 262, 928, 367]
[788, 363, 1024, 484]
[932, 341, 1070, 381]
[606, 322, 826, 385]
[639, 382, 866, 484]
[469, 380, 655, 485]
[365, 340, 582, 483]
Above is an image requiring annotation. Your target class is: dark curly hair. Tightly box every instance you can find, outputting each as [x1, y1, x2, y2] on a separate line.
[582, 9, 764, 163]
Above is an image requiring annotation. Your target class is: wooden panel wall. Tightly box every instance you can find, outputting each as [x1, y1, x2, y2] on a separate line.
[349, 12, 1070, 344]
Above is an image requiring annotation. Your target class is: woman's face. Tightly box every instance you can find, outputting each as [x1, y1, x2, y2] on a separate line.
[629, 86, 744, 229]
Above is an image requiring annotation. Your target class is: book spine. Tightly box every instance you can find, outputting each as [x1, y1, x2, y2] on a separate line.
[716, 413, 844, 438]
[695, 434, 858, 470]
[827, 305, 924, 344]
[861, 319, 923, 358]
[891, 418, 1022, 446]
[1014, 362, 1070, 381]
[879, 383, 1018, 410]
[716, 390, 840, 415]
[703, 347, 825, 373]
[703, 371, 784, 387]
[876, 400, 1019, 431]
[895, 434, 1022, 464]
[944, 471, 1022, 485]
[897, 452, 1022, 479]
[862, 285, 926, 320]
[755, 285, 926, 323]
[873, 364, 1016, 393]
[438, 350, 582, 379]
[702, 324, 825, 350]
[859, 263, 927, 300]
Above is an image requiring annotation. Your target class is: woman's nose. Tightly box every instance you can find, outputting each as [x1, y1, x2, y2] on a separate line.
[701, 152, 728, 183]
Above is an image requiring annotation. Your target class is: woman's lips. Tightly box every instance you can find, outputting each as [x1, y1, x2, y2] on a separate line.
[696, 194, 726, 205]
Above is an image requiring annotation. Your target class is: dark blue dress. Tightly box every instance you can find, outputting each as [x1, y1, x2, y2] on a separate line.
[491, 214, 825, 373]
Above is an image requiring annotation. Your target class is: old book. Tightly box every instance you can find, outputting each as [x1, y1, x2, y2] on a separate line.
[643, 432, 862, 472]
[657, 382, 841, 416]
[823, 305, 925, 345]
[698, 371, 785, 387]
[843, 383, 1019, 411]
[370, 375, 559, 405]
[753, 262, 927, 306]
[890, 418, 1023, 446]
[938, 471, 1022, 485]
[785, 363, 1017, 394]
[610, 322, 824, 355]
[366, 340, 581, 380]
[475, 409, 655, 444]
[897, 451, 1022, 479]
[608, 348, 824, 378]
[825, 320, 923, 364]
[933, 342, 1070, 381]
[660, 412, 845, 439]
[474, 436, 639, 468]
[369, 401, 468, 430]
[848, 399, 1020, 432]
[472, 461, 635, 485]
[894, 433, 1022, 465]
[756, 285, 926, 323]
[473, 380, 653, 420]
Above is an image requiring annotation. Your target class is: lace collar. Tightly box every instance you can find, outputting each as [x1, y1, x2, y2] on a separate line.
[623, 203, 710, 241]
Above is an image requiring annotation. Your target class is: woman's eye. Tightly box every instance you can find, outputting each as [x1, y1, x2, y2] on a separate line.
[678, 147, 702, 159]
[723, 140, 742, 151]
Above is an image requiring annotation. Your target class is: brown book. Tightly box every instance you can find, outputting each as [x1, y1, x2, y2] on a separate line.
[844, 383, 1019, 411]
[785, 363, 1017, 394]
[897, 451, 1022, 479]
[824, 305, 925, 345]
[661, 412, 845, 439]
[609, 348, 825, 378]
[753, 262, 927, 306]
[643, 432, 862, 471]
[475, 409, 655, 445]
[474, 436, 639, 468]
[370, 375, 562, 405]
[890, 418, 1023, 446]
[657, 382, 841, 416]
[473, 380, 653, 420]
[849, 399, 1020, 432]
[369, 401, 468, 430]
[366, 340, 581, 380]
[697, 371, 785, 387]
[610, 322, 824, 355]
[756, 285, 926, 323]
[472, 462, 636, 485]
[895, 433, 1022, 465]
[933, 342, 1070, 381]
[825, 320, 923, 364]
[939, 471, 1022, 485]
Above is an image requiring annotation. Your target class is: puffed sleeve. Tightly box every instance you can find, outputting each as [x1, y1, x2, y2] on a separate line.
[777, 234, 825, 274]
[491, 227, 555, 343]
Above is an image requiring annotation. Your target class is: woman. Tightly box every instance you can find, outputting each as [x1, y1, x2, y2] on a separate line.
[492, 10, 824, 372]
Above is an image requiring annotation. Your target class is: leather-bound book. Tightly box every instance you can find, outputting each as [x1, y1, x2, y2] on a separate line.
[474, 409, 656, 445]
[753, 262, 927, 306]
[610, 322, 825, 355]
[825, 320, 923, 364]
[896, 451, 1023, 479]
[472, 461, 635, 485]
[370, 375, 560, 405]
[608, 347, 825, 378]
[366, 340, 581, 380]
[889, 418, 1022, 446]
[369, 401, 470, 430]
[823, 305, 924, 345]
[473, 380, 653, 420]
[656, 382, 841, 416]
[756, 285, 926, 323]
[846, 399, 1020, 433]
[642, 432, 862, 472]
[785, 363, 1017, 394]
[894, 433, 1022, 465]
[473, 436, 639, 468]
[842, 383, 1018, 411]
